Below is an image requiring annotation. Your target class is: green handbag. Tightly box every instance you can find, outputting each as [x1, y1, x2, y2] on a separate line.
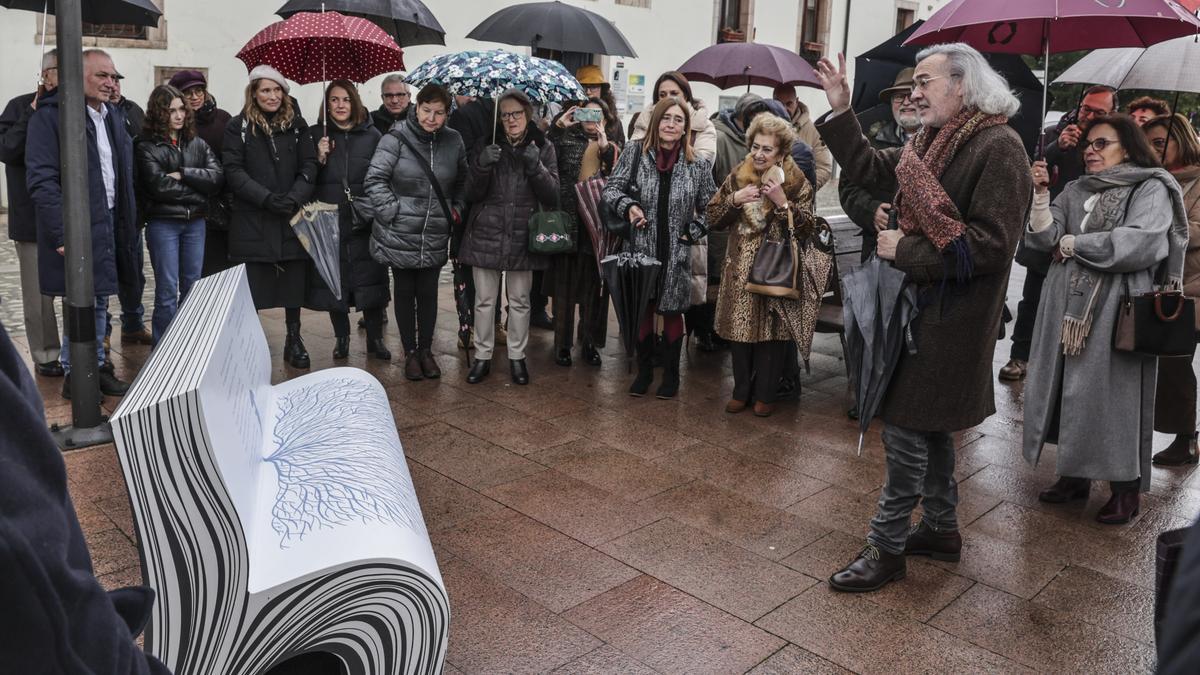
[528, 200, 576, 255]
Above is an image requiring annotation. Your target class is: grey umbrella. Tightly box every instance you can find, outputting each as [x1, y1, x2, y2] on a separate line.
[842, 256, 920, 455]
[276, 0, 446, 47]
[467, 1, 637, 57]
[1052, 35, 1200, 93]
[291, 204, 342, 301]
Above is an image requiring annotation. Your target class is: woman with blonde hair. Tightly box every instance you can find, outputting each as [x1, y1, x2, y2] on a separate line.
[223, 65, 318, 368]
[706, 114, 830, 416]
[603, 96, 717, 399]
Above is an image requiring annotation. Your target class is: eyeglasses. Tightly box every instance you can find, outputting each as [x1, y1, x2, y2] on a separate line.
[383, 92, 409, 99]
[890, 92, 913, 103]
[183, 88, 206, 98]
[499, 110, 526, 121]
[910, 75, 949, 93]
[1079, 105, 1111, 117]
[1084, 137, 1120, 152]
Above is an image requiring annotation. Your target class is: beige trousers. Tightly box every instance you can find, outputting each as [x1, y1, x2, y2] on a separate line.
[473, 268, 531, 360]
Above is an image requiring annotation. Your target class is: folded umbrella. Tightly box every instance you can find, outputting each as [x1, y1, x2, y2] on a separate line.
[678, 42, 820, 91]
[467, 1, 637, 57]
[237, 11, 405, 85]
[276, 0, 445, 47]
[601, 252, 660, 357]
[290, 203, 342, 301]
[574, 176, 622, 279]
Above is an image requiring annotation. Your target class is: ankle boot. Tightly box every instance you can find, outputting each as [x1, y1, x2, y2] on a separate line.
[629, 335, 656, 397]
[367, 338, 392, 361]
[655, 336, 683, 399]
[1038, 476, 1090, 503]
[284, 322, 310, 369]
[1097, 490, 1140, 525]
[1152, 433, 1199, 466]
[332, 336, 350, 359]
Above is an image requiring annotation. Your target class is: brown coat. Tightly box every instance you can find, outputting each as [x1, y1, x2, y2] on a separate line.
[1174, 165, 1200, 298]
[817, 110, 1033, 432]
[707, 157, 830, 355]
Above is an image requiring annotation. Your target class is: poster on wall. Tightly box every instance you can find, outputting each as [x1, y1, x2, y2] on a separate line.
[611, 62, 628, 115]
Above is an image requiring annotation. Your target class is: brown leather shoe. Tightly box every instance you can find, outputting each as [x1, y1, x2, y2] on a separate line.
[725, 399, 747, 414]
[829, 543, 906, 593]
[404, 352, 424, 381]
[753, 401, 774, 417]
[998, 358, 1027, 381]
[121, 327, 154, 345]
[418, 349, 441, 379]
[1038, 476, 1090, 503]
[903, 521, 962, 562]
[1097, 490, 1140, 525]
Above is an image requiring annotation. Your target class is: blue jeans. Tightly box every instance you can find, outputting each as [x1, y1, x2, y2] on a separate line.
[61, 296, 109, 374]
[108, 226, 146, 334]
[146, 218, 205, 344]
[867, 424, 959, 555]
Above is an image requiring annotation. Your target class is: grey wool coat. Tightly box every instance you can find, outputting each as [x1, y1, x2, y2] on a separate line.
[602, 145, 717, 314]
[365, 107, 467, 270]
[1022, 171, 1186, 490]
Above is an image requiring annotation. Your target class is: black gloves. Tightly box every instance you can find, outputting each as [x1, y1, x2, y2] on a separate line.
[478, 144, 502, 169]
[520, 143, 541, 175]
[265, 194, 297, 217]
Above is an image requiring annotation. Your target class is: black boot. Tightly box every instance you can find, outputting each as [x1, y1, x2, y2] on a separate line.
[466, 359, 491, 384]
[1152, 433, 1199, 466]
[629, 336, 656, 397]
[655, 336, 683, 399]
[284, 321, 310, 369]
[367, 338, 392, 361]
[332, 336, 350, 359]
[829, 543, 907, 593]
[1038, 476, 1090, 503]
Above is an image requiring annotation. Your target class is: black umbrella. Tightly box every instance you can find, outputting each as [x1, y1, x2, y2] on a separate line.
[841, 255, 920, 455]
[601, 252, 660, 357]
[1, 0, 161, 25]
[276, 0, 445, 47]
[852, 19, 1044, 157]
[467, 1, 637, 57]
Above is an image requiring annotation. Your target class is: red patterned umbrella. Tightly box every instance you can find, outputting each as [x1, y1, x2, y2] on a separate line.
[236, 11, 404, 84]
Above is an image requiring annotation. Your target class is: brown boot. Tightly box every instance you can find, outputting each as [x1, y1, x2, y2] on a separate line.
[998, 358, 1027, 381]
[418, 348, 441, 379]
[1097, 490, 1140, 525]
[404, 352, 424, 381]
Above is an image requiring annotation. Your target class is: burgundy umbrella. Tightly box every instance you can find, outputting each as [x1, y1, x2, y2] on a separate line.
[237, 11, 405, 85]
[678, 42, 820, 91]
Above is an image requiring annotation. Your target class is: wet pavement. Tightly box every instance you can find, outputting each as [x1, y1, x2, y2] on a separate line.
[3, 208, 1197, 673]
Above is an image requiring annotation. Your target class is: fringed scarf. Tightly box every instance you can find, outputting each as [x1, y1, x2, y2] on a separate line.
[893, 106, 1008, 281]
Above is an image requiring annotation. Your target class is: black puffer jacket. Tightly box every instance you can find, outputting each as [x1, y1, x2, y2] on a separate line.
[458, 123, 559, 271]
[305, 119, 390, 312]
[365, 106, 467, 270]
[134, 134, 223, 222]
[222, 112, 318, 263]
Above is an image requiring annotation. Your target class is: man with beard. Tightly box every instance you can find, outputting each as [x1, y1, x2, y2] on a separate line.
[372, 74, 410, 135]
[839, 68, 921, 260]
[999, 85, 1118, 382]
[169, 69, 233, 277]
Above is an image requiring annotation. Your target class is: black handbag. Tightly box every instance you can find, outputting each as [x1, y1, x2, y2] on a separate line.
[600, 146, 642, 239]
[1113, 273, 1196, 357]
[745, 206, 801, 300]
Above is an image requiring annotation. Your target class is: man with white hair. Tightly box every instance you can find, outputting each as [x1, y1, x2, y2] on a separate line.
[0, 49, 62, 376]
[814, 43, 1032, 592]
[372, 74, 410, 135]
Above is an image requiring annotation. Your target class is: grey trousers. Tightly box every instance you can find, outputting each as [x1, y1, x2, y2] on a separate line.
[14, 241, 61, 364]
[473, 268, 531, 360]
[867, 423, 959, 555]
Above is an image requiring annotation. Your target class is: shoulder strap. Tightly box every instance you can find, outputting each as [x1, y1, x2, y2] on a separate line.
[392, 129, 455, 225]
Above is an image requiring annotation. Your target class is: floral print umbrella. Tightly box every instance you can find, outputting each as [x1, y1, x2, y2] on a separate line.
[405, 49, 586, 102]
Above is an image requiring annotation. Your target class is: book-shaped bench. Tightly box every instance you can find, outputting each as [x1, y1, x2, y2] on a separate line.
[111, 266, 448, 674]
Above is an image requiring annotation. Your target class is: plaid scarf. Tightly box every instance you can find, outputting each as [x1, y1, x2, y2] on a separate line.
[893, 107, 1008, 253]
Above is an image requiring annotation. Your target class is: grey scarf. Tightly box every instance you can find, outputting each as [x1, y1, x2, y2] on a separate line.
[1060, 164, 1189, 355]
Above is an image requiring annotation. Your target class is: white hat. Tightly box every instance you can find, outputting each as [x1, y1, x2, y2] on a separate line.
[248, 64, 290, 94]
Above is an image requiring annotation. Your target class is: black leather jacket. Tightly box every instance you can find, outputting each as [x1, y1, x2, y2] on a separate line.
[134, 134, 223, 221]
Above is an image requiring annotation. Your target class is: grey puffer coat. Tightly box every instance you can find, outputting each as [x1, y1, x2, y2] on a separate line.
[458, 123, 559, 271]
[602, 146, 717, 314]
[365, 107, 467, 270]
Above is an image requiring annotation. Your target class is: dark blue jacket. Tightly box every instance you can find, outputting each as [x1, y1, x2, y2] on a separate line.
[25, 91, 138, 297]
[0, 321, 170, 673]
[0, 92, 39, 242]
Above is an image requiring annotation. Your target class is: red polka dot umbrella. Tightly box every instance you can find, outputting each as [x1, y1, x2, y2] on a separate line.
[237, 11, 404, 84]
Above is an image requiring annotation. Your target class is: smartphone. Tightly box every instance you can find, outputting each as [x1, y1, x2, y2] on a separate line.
[573, 107, 603, 123]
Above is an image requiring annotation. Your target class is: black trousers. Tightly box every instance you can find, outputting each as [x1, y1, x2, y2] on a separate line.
[730, 340, 790, 404]
[1010, 267, 1046, 362]
[392, 267, 440, 353]
[330, 308, 383, 341]
[1155, 342, 1198, 435]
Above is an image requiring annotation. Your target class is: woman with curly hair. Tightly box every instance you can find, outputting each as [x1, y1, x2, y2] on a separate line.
[135, 84, 223, 344]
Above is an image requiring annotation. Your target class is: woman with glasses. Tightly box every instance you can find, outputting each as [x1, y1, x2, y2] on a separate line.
[1024, 113, 1189, 524]
[457, 88, 559, 385]
[1142, 114, 1200, 466]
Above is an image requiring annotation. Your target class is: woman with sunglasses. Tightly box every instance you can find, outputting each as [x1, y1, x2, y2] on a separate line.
[1142, 114, 1200, 466]
[1023, 113, 1189, 524]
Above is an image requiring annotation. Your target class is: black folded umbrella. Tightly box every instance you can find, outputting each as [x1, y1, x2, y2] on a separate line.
[601, 252, 660, 357]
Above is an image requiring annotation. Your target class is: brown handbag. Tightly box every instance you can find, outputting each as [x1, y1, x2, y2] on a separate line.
[745, 206, 801, 300]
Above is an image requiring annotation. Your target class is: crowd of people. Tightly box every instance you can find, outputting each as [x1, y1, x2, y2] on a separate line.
[1, 43, 1199, 606]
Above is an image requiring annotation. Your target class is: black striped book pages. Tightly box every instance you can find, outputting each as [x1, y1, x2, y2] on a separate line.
[111, 265, 449, 675]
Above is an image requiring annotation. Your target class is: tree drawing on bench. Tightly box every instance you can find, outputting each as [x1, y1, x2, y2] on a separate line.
[111, 267, 449, 675]
[268, 377, 425, 548]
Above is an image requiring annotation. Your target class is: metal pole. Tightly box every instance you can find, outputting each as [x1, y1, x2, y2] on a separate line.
[51, 0, 112, 448]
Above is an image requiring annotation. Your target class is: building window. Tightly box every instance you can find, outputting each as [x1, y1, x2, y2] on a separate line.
[36, 0, 167, 50]
[895, 2, 917, 33]
[798, 0, 828, 62]
[717, 0, 752, 43]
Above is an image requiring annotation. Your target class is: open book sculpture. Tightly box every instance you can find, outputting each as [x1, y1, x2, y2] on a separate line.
[111, 266, 448, 674]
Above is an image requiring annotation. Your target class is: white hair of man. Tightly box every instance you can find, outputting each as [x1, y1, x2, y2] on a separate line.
[41, 48, 57, 71]
[915, 43, 1020, 118]
[381, 73, 408, 91]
